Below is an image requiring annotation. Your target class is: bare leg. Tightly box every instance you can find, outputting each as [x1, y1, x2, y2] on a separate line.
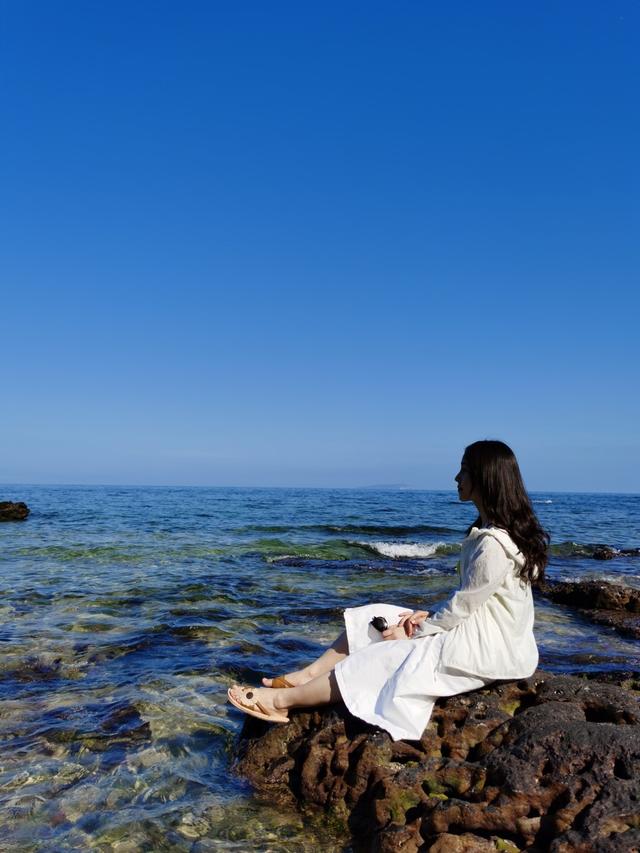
[232, 671, 341, 717]
[280, 671, 341, 708]
[262, 631, 349, 687]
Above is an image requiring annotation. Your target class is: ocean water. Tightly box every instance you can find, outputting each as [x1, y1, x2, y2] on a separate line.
[0, 486, 639, 850]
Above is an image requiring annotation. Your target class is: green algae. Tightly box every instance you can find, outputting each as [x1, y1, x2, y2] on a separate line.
[386, 787, 423, 823]
[441, 772, 471, 795]
[422, 776, 448, 796]
[499, 699, 522, 716]
[494, 838, 521, 851]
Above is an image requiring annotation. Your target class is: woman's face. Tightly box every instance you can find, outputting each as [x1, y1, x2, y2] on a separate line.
[455, 459, 474, 502]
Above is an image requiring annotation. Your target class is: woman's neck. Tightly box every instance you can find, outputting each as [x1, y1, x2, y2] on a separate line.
[474, 499, 489, 527]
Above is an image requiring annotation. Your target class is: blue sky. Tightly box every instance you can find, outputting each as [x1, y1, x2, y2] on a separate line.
[2, 2, 638, 491]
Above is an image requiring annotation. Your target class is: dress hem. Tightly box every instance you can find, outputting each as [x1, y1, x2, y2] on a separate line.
[334, 661, 425, 742]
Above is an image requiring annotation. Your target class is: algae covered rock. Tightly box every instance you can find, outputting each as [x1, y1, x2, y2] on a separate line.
[233, 672, 640, 851]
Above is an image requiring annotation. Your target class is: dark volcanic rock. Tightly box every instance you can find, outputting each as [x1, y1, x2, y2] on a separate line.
[584, 609, 640, 639]
[593, 546, 617, 560]
[0, 501, 30, 521]
[593, 545, 640, 560]
[233, 672, 640, 852]
[540, 579, 640, 612]
[582, 670, 640, 693]
[539, 579, 640, 640]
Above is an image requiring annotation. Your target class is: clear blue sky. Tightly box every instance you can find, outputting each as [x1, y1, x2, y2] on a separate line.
[2, 2, 638, 491]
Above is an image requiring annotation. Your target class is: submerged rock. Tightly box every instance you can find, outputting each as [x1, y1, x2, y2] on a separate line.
[233, 672, 640, 852]
[0, 501, 30, 521]
[539, 579, 640, 640]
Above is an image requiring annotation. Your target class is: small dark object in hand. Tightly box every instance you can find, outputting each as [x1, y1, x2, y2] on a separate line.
[370, 616, 388, 632]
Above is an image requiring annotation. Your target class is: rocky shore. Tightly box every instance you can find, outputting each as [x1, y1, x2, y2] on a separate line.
[234, 672, 640, 852]
[539, 579, 640, 640]
[233, 579, 640, 850]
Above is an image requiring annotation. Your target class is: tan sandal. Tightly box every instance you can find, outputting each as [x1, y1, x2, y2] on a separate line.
[227, 686, 289, 724]
[269, 675, 295, 688]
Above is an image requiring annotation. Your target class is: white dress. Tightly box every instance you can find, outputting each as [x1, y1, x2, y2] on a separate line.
[334, 527, 538, 741]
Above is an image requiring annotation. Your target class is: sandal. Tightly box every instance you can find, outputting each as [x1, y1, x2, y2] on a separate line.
[227, 686, 289, 724]
[268, 675, 295, 688]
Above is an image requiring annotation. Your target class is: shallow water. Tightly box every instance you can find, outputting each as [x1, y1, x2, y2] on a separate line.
[0, 486, 639, 849]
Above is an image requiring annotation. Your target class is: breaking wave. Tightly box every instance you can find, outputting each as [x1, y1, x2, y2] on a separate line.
[356, 541, 460, 559]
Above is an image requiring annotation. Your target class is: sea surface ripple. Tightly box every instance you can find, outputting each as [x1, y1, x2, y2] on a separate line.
[0, 486, 639, 850]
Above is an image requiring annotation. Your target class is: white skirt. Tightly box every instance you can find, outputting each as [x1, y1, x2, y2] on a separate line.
[333, 603, 491, 741]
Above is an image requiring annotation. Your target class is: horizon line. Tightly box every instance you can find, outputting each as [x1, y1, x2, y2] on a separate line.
[1, 482, 639, 497]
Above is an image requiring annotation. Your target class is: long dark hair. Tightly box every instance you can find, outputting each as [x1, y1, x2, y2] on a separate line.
[463, 440, 549, 585]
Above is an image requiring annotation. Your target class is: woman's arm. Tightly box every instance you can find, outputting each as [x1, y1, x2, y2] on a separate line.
[414, 536, 513, 636]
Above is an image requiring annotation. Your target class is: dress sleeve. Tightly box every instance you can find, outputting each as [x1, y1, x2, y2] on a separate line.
[414, 535, 512, 636]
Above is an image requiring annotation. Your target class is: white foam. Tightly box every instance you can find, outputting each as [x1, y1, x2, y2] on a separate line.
[362, 541, 444, 559]
[266, 554, 304, 563]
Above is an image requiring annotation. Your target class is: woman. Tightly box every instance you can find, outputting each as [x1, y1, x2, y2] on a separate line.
[228, 440, 549, 741]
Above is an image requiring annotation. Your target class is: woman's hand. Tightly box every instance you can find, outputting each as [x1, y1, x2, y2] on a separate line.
[381, 611, 430, 640]
[381, 623, 409, 641]
[396, 610, 430, 637]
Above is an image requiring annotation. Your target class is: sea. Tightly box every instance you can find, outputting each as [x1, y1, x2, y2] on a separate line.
[0, 486, 639, 851]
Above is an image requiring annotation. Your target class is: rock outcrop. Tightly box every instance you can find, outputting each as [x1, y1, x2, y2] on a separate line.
[234, 672, 640, 851]
[592, 545, 640, 560]
[539, 579, 640, 640]
[0, 501, 30, 521]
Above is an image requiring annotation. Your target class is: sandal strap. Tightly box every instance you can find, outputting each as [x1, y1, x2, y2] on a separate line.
[239, 691, 277, 719]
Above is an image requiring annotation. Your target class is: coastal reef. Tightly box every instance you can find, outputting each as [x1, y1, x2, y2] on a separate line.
[540, 579, 640, 640]
[0, 501, 29, 521]
[234, 672, 640, 852]
[591, 546, 640, 561]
